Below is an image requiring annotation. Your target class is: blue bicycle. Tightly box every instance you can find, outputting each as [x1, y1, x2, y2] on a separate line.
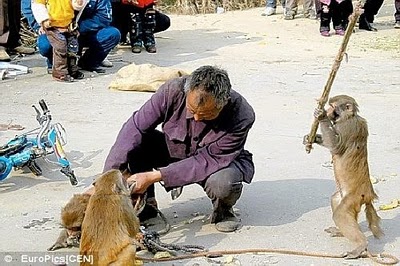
[0, 100, 78, 185]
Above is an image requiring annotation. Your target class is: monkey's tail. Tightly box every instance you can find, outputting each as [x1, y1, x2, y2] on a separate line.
[365, 202, 384, 238]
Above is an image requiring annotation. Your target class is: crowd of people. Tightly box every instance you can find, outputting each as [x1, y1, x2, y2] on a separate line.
[0, 0, 171, 81]
[1, 0, 399, 80]
[262, 0, 400, 36]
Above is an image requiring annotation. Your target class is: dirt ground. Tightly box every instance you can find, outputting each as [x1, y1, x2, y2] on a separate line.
[0, 1, 399, 265]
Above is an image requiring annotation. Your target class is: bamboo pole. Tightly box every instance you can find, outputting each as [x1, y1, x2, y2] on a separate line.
[304, 6, 363, 154]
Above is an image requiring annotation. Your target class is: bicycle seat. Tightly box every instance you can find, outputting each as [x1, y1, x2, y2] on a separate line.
[0, 138, 26, 156]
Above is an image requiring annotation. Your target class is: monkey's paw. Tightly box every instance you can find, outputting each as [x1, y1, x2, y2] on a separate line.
[47, 242, 68, 251]
[324, 226, 343, 237]
[314, 108, 327, 121]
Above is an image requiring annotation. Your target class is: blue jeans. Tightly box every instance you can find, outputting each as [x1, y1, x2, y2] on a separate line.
[78, 26, 120, 68]
[266, 0, 285, 8]
[37, 34, 53, 69]
[36, 27, 120, 70]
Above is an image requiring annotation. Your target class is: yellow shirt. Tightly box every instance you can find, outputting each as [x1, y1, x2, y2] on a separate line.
[33, 0, 75, 28]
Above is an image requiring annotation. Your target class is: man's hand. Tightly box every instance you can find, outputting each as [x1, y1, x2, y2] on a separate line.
[127, 170, 162, 194]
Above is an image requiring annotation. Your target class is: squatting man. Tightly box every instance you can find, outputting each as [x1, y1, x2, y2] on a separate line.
[100, 65, 256, 233]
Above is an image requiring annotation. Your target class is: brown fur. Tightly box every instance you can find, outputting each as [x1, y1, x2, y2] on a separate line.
[312, 95, 383, 258]
[79, 169, 140, 266]
[48, 194, 91, 251]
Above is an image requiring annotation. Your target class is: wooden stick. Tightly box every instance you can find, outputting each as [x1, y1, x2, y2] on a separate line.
[305, 6, 363, 154]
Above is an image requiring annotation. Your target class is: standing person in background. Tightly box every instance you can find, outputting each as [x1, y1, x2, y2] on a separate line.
[318, 0, 353, 36]
[0, 0, 35, 61]
[394, 0, 400, 28]
[111, 0, 170, 53]
[261, 0, 285, 16]
[358, 0, 384, 31]
[284, 0, 315, 20]
[32, 0, 86, 82]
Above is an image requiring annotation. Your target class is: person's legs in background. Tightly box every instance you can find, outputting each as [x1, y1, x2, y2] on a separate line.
[78, 26, 120, 72]
[262, 0, 277, 16]
[394, 0, 400, 28]
[37, 34, 53, 73]
[359, 0, 384, 31]
[154, 11, 171, 33]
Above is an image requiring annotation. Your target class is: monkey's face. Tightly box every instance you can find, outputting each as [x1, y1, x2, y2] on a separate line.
[326, 104, 340, 122]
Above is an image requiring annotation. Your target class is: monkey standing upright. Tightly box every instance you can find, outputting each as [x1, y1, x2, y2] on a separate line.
[304, 95, 383, 258]
[79, 169, 140, 266]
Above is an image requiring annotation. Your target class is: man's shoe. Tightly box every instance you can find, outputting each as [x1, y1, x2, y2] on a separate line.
[212, 208, 241, 233]
[0, 47, 10, 61]
[394, 21, 400, 29]
[284, 13, 295, 20]
[359, 16, 377, 31]
[261, 7, 276, 16]
[11, 45, 35, 55]
[101, 58, 113, 67]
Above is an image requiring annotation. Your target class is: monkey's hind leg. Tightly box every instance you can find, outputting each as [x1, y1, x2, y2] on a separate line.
[333, 196, 367, 259]
[365, 202, 384, 238]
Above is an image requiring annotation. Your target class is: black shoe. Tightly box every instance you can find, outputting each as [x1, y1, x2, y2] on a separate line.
[71, 70, 85, 79]
[359, 16, 377, 31]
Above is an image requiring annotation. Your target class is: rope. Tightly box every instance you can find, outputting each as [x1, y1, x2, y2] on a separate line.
[136, 248, 399, 265]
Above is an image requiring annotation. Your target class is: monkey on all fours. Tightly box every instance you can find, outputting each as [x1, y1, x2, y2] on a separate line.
[304, 95, 383, 259]
[48, 194, 91, 251]
[79, 169, 140, 266]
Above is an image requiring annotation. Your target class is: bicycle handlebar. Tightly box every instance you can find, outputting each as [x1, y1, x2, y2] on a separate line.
[39, 99, 49, 113]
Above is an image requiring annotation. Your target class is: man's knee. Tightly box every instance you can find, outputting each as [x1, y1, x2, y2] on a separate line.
[98, 26, 121, 49]
[205, 166, 243, 200]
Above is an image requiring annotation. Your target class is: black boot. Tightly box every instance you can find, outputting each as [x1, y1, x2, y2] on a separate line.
[359, 14, 377, 31]
[143, 8, 157, 53]
[129, 12, 143, 53]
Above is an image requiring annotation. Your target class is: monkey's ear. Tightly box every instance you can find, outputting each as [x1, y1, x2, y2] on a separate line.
[113, 183, 123, 194]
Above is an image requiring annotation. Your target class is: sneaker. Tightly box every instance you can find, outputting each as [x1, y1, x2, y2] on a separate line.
[284, 12, 295, 20]
[304, 10, 316, 19]
[11, 45, 35, 55]
[47, 68, 53, 74]
[335, 29, 345, 36]
[0, 47, 10, 61]
[132, 45, 142, 54]
[320, 31, 330, 37]
[395, 21, 400, 29]
[261, 7, 276, 16]
[101, 58, 113, 67]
